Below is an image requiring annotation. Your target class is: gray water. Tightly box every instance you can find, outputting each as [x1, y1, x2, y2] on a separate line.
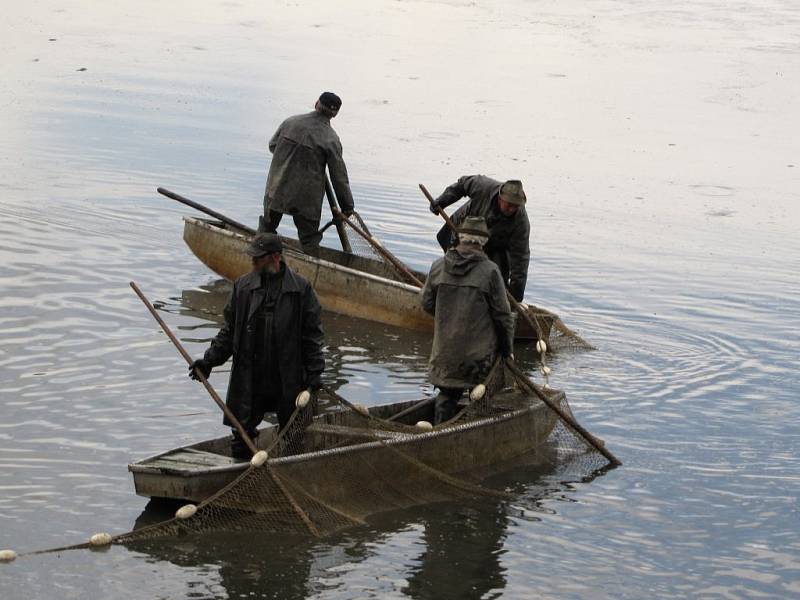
[1, 1, 799, 598]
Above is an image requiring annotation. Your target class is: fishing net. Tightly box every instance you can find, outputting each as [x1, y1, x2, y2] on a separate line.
[101, 362, 610, 548]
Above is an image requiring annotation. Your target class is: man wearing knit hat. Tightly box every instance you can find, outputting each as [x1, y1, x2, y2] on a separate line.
[429, 176, 530, 301]
[260, 91, 355, 254]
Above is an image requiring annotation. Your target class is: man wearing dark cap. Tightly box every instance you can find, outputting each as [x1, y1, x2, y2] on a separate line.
[421, 217, 515, 424]
[189, 233, 325, 457]
[429, 175, 530, 301]
[260, 92, 355, 255]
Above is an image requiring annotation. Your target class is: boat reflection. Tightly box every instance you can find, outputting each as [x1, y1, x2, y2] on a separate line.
[128, 454, 606, 599]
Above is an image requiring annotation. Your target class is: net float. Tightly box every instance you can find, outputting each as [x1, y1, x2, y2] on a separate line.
[0, 549, 17, 562]
[175, 504, 197, 520]
[89, 532, 112, 547]
[469, 384, 486, 401]
[536, 339, 547, 354]
[295, 390, 311, 408]
[250, 450, 268, 467]
[415, 420, 433, 431]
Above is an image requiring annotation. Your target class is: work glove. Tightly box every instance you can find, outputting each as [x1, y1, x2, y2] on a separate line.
[429, 199, 442, 215]
[189, 358, 212, 381]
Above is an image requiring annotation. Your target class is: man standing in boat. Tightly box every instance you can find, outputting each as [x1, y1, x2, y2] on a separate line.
[429, 176, 530, 302]
[189, 233, 325, 458]
[259, 91, 355, 255]
[421, 216, 515, 425]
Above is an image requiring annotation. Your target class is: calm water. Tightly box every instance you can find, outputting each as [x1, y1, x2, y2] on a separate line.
[2, 1, 799, 598]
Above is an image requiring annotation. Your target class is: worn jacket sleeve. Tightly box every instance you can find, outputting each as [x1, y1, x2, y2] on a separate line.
[203, 284, 236, 366]
[487, 269, 515, 357]
[434, 175, 474, 209]
[507, 215, 531, 302]
[326, 136, 354, 213]
[301, 284, 325, 387]
[420, 262, 440, 315]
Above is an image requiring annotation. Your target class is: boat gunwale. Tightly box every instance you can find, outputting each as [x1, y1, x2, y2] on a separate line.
[183, 216, 422, 293]
[127, 394, 556, 478]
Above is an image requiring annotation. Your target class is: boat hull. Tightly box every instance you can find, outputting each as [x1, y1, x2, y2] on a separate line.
[182, 216, 553, 339]
[128, 391, 560, 503]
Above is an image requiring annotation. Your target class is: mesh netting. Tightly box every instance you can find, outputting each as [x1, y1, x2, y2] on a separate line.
[108, 361, 611, 546]
[18, 360, 615, 558]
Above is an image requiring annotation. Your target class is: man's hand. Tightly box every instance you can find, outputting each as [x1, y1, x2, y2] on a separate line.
[342, 210, 354, 218]
[189, 358, 212, 381]
[429, 200, 442, 215]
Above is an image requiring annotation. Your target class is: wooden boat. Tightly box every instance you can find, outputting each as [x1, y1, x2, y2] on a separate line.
[182, 216, 554, 340]
[128, 388, 561, 503]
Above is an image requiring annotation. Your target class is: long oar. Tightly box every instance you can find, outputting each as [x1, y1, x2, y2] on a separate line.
[419, 183, 546, 342]
[129, 281, 259, 457]
[324, 176, 353, 253]
[504, 358, 621, 467]
[158, 187, 256, 235]
[331, 207, 424, 287]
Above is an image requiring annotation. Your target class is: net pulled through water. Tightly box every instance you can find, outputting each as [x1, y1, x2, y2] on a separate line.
[104, 361, 612, 547]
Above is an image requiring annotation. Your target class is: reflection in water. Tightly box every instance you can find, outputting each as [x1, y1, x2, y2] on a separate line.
[129, 455, 604, 599]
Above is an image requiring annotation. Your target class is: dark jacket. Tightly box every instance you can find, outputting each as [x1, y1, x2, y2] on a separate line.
[435, 175, 530, 301]
[264, 110, 354, 222]
[203, 263, 325, 428]
[421, 245, 514, 388]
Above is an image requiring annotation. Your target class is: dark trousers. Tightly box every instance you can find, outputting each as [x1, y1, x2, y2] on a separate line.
[260, 209, 321, 255]
[434, 387, 464, 425]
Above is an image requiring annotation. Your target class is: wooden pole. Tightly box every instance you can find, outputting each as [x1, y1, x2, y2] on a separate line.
[129, 281, 259, 456]
[333, 208, 424, 287]
[157, 188, 256, 235]
[324, 176, 353, 253]
[504, 358, 622, 467]
[419, 183, 545, 341]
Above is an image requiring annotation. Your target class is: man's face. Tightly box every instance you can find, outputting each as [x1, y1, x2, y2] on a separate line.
[497, 197, 519, 216]
[252, 253, 281, 274]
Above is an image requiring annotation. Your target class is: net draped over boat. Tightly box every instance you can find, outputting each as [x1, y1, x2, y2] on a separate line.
[104, 363, 610, 545]
[337, 212, 594, 353]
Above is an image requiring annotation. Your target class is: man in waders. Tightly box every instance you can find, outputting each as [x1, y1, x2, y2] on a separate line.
[260, 91, 355, 255]
[429, 176, 530, 302]
[189, 233, 325, 458]
[420, 216, 515, 425]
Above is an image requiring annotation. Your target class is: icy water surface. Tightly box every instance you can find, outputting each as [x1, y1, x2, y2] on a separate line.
[1, 0, 799, 598]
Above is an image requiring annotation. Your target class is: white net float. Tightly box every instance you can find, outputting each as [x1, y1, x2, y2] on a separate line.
[0, 549, 17, 562]
[536, 339, 547, 354]
[295, 390, 311, 408]
[175, 504, 197, 520]
[89, 532, 112, 547]
[250, 450, 268, 467]
[415, 420, 433, 431]
[469, 384, 486, 401]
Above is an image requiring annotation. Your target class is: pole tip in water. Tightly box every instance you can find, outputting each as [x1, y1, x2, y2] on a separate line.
[469, 384, 486, 401]
[250, 450, 268, 467]
[175, 504, 198, 520]
[0, 549, 17, 562]
[89, 533, 113, 547]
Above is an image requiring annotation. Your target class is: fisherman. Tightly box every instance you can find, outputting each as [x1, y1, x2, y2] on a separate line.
[189, 233, 325, 458]
[429, 175, 530, 302]
[259, 91, 355, 255]
[420, 216, 515, 425]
